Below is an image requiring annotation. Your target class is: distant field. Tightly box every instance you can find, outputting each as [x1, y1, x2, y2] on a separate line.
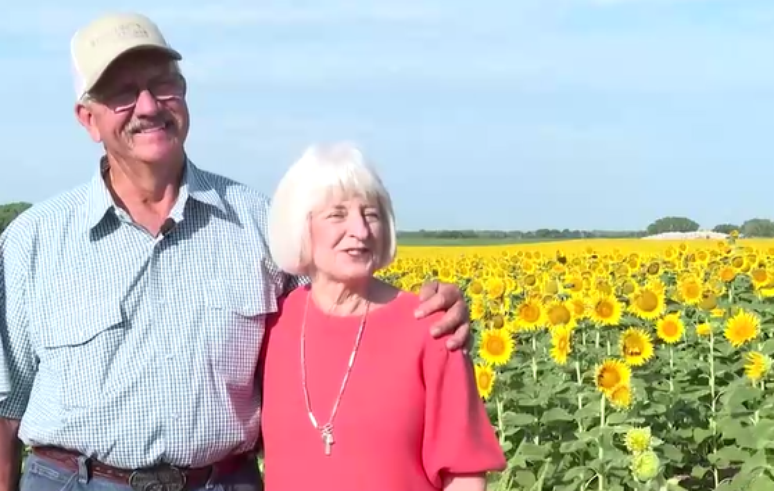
[395, 237, 774, 258]
[396, 236, 572, 246]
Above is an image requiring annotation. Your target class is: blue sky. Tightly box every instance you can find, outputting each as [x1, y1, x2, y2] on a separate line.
[2, 0, 773, 231]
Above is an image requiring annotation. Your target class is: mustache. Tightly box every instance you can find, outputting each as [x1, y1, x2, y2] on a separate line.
[124, 114, 174, 134]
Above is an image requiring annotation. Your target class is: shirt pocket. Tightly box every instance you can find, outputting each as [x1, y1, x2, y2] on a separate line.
[202, 264, 278, 388]
[37, 302, 126, 409]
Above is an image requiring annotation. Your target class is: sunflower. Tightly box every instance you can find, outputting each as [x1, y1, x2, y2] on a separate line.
[656, 313, 684, 344]
[695, 322, 712, 337]
[607, 383, 633, 410]
[467, 279, 485, 298]
[488, 313, 506, 330]
[699, 289, 718, 311]
[645, 261, 660, 276]
[568, 296, 588, 320]
[677, 276, 703, 306]
[589, 293, 623, 327]
[724, 310, 759, 349]
[629, 286, 665, 320]
[749, 268, 774, 291]
[595, 359, 631, 394]
[470, 298, 486, 321]
[719, 266, 736, 282]
[545, 299, 576, 330]
[743, 351, 770, 383]
[514, 297, 545, 331]
[474, 364, 496, 399]
[619, 278, 636, 296]
[521, 273, 538, 288]
[542, 278, 561, 296]
[478, 328, 515, 366]
[565, 273, 584, 294]
[485, 277, 506, 299]
[619, 328, 655, 366]
[549, 324, 572, 366]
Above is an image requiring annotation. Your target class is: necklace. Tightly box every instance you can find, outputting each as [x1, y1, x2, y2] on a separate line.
[300, 290, 370, 456]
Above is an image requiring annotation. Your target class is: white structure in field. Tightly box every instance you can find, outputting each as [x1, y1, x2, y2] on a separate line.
[642, 230, 729, 240]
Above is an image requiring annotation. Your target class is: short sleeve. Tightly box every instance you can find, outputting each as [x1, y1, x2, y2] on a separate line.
[421, 331, 507, 487]
[0, 222, 38, 417]
[281, 274, 309, 297]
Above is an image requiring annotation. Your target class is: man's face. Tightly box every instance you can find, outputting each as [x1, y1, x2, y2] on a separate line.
[76, 49, 190, 165]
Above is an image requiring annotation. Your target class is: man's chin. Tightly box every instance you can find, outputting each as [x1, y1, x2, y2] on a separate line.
[129, 143, 184, 166]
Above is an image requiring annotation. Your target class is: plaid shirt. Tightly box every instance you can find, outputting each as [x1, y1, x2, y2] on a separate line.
[0, 159, 304, 469]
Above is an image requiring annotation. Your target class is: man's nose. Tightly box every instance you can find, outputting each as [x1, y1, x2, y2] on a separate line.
[133, 89, 161, 116]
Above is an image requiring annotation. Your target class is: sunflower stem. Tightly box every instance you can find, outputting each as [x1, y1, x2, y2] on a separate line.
[495, 395, 506, 446]
[597, 394, 606, 491]
[531, 335, 538, 381]
[530, 333, 540, 446]
[669, 346, 674, 393]
[708, 324, 719, 488]
[575, 360, 584, 433]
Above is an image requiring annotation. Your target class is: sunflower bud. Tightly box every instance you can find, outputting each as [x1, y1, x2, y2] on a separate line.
[630, 450, 660, 482]
[623, 427, 652, 454]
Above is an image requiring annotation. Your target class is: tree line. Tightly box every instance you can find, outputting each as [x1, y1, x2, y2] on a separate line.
[2, 204, 774, 239]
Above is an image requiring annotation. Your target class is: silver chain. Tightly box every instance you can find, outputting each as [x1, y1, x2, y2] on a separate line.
[300, 290, 370, 454]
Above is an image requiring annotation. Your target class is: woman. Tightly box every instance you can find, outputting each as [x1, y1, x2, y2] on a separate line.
[260, 142, 506, 491]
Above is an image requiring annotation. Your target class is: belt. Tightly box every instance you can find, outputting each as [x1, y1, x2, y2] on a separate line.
[31, 446, 252, 490]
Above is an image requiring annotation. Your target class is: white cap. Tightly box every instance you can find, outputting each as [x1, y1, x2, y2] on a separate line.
[70, 12, 182, 100]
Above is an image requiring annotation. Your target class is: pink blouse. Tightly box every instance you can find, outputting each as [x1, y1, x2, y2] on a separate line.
[260, 285, 506, 490]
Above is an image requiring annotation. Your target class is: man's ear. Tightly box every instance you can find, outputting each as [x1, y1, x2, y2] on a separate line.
[75, 102, 103, 143]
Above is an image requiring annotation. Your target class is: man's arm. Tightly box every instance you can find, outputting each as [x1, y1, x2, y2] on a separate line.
[0, 419, 21, 491]
[0, 223, 38, 491]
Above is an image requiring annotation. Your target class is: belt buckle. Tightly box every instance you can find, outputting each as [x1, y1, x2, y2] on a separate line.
[128, 465, 187, 491]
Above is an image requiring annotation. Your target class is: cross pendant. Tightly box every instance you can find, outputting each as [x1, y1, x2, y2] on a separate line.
[321, 427, 335, 456]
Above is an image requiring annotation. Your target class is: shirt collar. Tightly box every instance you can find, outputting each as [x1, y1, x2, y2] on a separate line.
[83, 155, 227, 234]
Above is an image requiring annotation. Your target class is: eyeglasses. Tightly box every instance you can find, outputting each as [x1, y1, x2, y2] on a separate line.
[88, 73, 187, 113]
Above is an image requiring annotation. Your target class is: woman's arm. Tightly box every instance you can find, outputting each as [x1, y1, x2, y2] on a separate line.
[420, 314, 507, 490]
[443, 474, 487, 491]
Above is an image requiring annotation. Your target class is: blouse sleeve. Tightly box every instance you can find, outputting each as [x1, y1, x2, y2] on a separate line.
[421, 331, 507, 487]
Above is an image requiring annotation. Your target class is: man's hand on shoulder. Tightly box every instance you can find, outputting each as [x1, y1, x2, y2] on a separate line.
[415, 280, 471, 351]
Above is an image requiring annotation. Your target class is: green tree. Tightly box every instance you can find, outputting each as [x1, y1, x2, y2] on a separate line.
[712, 223, 739, 234]
[741, 218, 774, 237]
[0, 202, 32, 233]
[645, 216, 700, 235]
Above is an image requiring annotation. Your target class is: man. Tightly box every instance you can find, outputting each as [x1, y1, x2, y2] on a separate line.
[0, 12, 472, 491]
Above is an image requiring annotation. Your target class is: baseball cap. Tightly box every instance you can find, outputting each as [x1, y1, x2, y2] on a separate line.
[70, 12, 182, 100]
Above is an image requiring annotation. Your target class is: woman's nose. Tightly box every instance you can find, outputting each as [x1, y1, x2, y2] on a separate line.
[347, 216, 369, 238]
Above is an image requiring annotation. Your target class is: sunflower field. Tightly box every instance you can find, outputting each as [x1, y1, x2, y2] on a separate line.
[380, 236, 774, 491]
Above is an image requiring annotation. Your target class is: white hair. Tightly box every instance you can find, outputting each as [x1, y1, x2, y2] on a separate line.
[268, 142, 397, 277]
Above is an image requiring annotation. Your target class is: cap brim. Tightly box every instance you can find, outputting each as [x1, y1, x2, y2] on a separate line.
[83, 44, 183, 96]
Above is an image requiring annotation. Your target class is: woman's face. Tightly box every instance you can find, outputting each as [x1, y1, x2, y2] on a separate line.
[308, 193, 385, 283]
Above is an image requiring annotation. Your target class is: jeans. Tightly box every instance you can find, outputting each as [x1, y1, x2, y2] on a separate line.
[19, 453, 264, 491]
